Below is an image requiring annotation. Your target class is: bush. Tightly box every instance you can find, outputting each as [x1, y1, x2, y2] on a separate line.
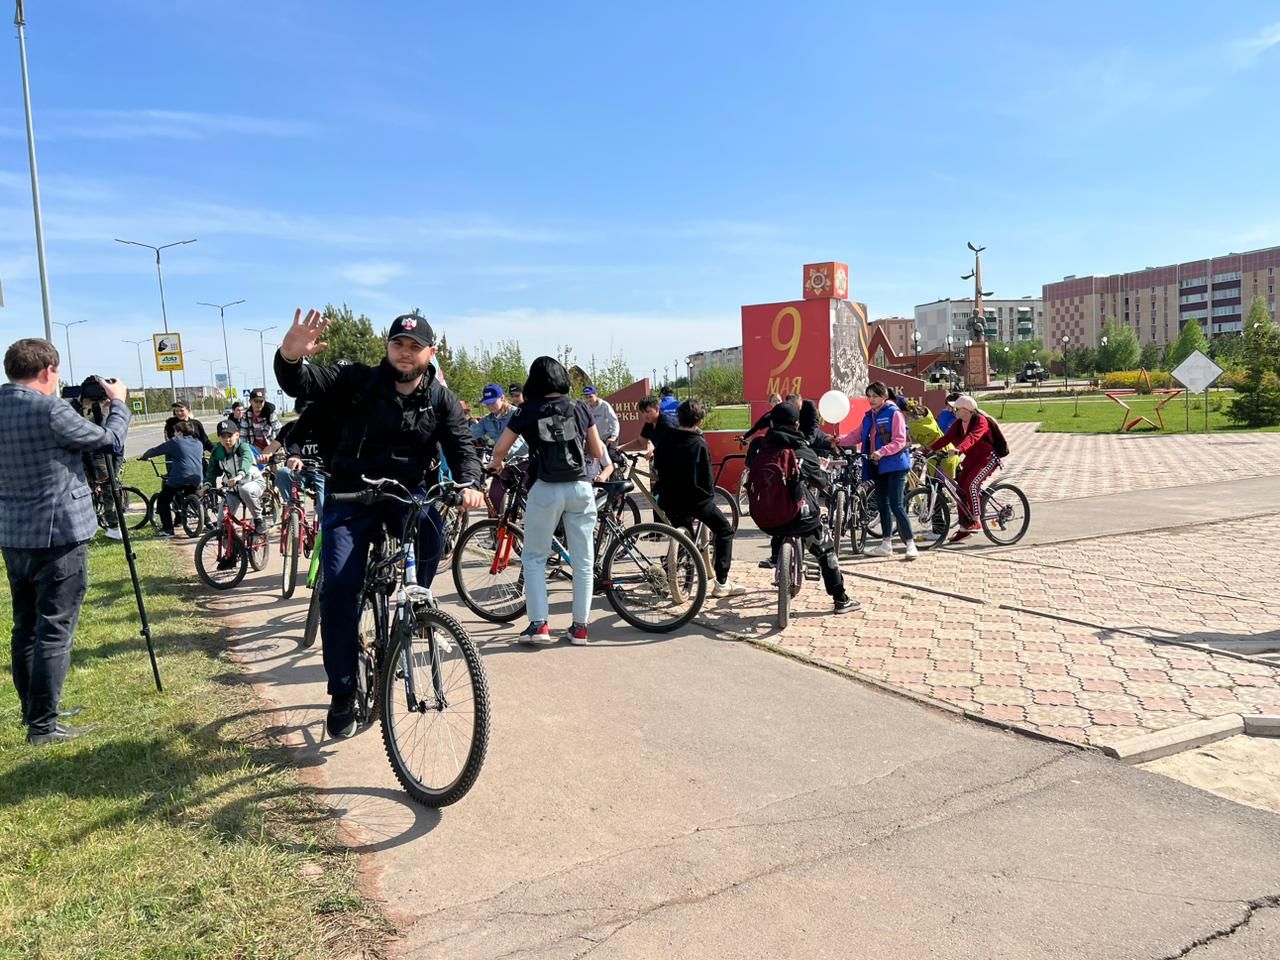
[1228, 370, 1280, 428]
[1220, 368, 1250, 391]
[1099, 370, 1173, 393]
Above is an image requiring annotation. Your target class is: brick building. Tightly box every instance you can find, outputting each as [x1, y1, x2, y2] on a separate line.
[1043, 245, 1280, 347]
[868, 317, 913, 359]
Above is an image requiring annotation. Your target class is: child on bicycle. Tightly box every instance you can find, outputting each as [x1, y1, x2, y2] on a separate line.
[206, 420, 268, 535]
[138, 420, 205, 537]
[653, 399, 745, 598]
[747, 403, 859, 613]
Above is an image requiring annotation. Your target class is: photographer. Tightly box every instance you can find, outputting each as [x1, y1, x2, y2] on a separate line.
[0, 339, 129, 745]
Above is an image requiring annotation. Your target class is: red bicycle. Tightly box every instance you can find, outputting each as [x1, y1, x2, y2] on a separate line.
[195, 481, 272, 589]
[279, 464, 323, 599]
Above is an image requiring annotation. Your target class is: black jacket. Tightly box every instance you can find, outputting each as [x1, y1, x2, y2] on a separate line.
[761, 426, 830, 492]
[274, 353, 482, 494]
[164, 415, 213, 451]
[652, 428, 714, 516]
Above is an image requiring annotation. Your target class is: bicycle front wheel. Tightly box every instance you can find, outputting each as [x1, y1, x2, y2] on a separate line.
[981, 482, 1030, 546]
[712, 486, 740, 533]
[603, 522, 705, 633]
[248, 529, 270, 571]
[830, 489, 846, 558]
[905, 487, 949, 551]
[776, 539, 793, 630]
[280, 511, 300, 599]
[195, 527, 247, 589]
[452, 518, 526, 623]
[438, 505, 469, 565]
[381, 606, 491, 807]
[179, 494, 204, 538]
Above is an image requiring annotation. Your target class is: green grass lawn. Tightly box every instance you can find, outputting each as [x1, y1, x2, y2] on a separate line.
[704, 405, 749, 431]
[0, 501, 386, 956]
[987, 393, 1277, 434]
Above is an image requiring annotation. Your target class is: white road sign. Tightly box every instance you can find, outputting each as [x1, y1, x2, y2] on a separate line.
[1170, 349, 1224, 394]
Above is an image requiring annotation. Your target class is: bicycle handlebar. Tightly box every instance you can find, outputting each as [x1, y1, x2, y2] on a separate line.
[330, 475, 466, 509]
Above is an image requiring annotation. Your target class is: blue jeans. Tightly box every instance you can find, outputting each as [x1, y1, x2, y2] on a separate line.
[522, 479, 597, 625]
[275, 466, 326, 513]
[874, 469, 913, 542]
[319, 492, 443, 697]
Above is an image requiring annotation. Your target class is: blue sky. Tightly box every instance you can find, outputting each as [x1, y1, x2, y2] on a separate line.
[2, 1, 1279, 395]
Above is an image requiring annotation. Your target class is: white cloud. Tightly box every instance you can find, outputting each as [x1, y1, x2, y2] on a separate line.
[338, 261, 407, 287]
[1229, 21, 1280, 67]
[0, 109, 319, 142]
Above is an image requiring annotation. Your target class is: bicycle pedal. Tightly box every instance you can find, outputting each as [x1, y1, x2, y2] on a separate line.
[803, 569, 821, 581]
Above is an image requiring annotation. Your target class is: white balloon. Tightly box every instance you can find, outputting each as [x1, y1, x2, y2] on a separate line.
[818, 389, 850, 424]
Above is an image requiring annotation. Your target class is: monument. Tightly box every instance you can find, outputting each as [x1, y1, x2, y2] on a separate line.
[960, 242, 992, 390]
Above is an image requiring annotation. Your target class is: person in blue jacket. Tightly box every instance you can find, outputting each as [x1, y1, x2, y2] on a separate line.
[139, 420, 205, 537]
[937, 392, 960, 432]
[471, 383, 526, 512]
[658, 386, 679, 427]
[857, 382, 916, 560]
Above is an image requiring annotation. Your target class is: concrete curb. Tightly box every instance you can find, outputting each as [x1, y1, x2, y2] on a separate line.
[1100, 714, 1243, 765]
[1242, 714, 1280, 737]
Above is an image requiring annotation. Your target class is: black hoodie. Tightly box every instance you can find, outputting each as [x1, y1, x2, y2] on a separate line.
[652, 427, 714, 516]
[761, 426, 830, 492]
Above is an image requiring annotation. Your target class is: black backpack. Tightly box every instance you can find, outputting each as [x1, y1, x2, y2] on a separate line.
[533, 399, 587, 482]
[984, 415, 1010, 458]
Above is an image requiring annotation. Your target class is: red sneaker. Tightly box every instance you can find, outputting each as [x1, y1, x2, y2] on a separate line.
[517, 621, 552, 645]
[562, 623, 590, 646]
[948, 528, 978, 544]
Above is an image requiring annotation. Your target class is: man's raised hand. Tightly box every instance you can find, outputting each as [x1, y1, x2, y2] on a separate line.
[279, 308, 329, 362]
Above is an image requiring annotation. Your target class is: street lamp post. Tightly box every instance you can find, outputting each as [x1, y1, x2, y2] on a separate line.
[1061, 335, 1071, 394]
[115, 238, 197, 402]
[52, 319, 87, 384]
[945, 335, 954, 388]
[14, 0, 53, 340]
[122, 338, 148, 416]
[964, 338, 972, 392]
[197, 299, 244, 397]
[244, 325, 276, 390]
[912, 329, 921, 379]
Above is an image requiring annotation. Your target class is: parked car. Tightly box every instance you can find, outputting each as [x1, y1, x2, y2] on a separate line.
[1015, 361, 1049, 383]
[929, 365, 958, 384]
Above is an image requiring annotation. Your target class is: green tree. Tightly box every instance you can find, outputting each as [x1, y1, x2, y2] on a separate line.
[1228, 297, 1280, 427]
[1165, 318, 1210, 370]
[692, 364, 745, 406]
[1096, 318, 1139, 372]
[1063, 345, 1096, 376]
[312, 303, 384, 366]
[1138, 341, 1163, 371]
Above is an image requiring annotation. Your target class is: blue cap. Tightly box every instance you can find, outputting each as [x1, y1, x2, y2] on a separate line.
[583, 385, 597, 396]
[481, 383, 504, 403]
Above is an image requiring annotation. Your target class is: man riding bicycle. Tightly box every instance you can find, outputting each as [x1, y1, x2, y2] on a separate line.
[205, 419, 268, 535]
[275, 308, 485, 739]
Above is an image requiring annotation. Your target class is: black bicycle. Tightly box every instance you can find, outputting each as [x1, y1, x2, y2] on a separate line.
[330, 476, 491, 807]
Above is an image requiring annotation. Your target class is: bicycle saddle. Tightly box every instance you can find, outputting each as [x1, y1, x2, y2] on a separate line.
[597, 479, 634, 496]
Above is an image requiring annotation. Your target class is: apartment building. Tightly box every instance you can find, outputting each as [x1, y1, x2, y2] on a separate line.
[686, 344, 743, 381]
[913, 297, 1044, 351]
[868, 317, 913, 359]
[1043, 245, 1280, 347]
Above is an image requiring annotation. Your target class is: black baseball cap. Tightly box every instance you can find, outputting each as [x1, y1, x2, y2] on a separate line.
[171, 398, 189, 409]
[770, 402, 799, 428]
[387, 313, 435, 347]
[249, 388, 265, 400]
[216, 419, 238, 436]
[507, 383, 523, 395]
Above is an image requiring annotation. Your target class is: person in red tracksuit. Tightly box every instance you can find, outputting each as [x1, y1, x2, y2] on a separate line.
[928, 394, 999, 543]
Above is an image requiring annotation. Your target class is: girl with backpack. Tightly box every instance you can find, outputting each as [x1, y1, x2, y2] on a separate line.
[928, 395, 1005, 543]
[488, 356, 606, 646]
[849, 382, 916, 559]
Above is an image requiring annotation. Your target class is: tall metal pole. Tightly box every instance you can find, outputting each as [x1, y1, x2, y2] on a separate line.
[122, 338, 148, 416]
[198, 299, 244, 398]
[52, 319, 87, 384]
[244, 325, 276, 389]
[115, 238, 196, 403]
[15, 0, 52, 339]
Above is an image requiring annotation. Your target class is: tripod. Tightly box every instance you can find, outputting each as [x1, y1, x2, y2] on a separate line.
[105, 453, 163, 692]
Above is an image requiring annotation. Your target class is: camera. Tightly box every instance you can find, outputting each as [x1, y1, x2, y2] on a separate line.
[79, 375, 119, 403]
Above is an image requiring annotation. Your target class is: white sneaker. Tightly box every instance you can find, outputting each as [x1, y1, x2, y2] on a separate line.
[902, 540, 918, 560]
[104, 527, 124, 541]
[713, 579, 747, 598]
[865, 540, 894, 558]
[917, 531, 941, 543]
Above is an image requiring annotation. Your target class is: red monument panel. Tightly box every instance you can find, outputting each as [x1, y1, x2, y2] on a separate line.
[605, 378, 651, 448]
[803, 262, 849, 300]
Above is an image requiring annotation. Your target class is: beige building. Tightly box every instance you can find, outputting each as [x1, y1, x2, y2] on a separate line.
[1043, 245, 1280, 347]
[869, 317, 913, 359]
[686, 344, 742, 381]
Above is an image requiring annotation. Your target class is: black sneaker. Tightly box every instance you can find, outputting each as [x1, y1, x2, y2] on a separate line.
[27, 722, 98, 746]
[758, 558, 776, 570]
[833, 595, 861, 614]
[326, 694, 357, 739]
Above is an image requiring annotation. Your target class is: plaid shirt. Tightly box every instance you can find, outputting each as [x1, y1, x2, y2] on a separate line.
[0, 384, 130, 548]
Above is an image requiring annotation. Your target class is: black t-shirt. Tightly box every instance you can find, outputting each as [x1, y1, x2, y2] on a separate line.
[507, 395, 594, 483]
[652, 428, 713, 517]
[640, 417, 671, 448]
